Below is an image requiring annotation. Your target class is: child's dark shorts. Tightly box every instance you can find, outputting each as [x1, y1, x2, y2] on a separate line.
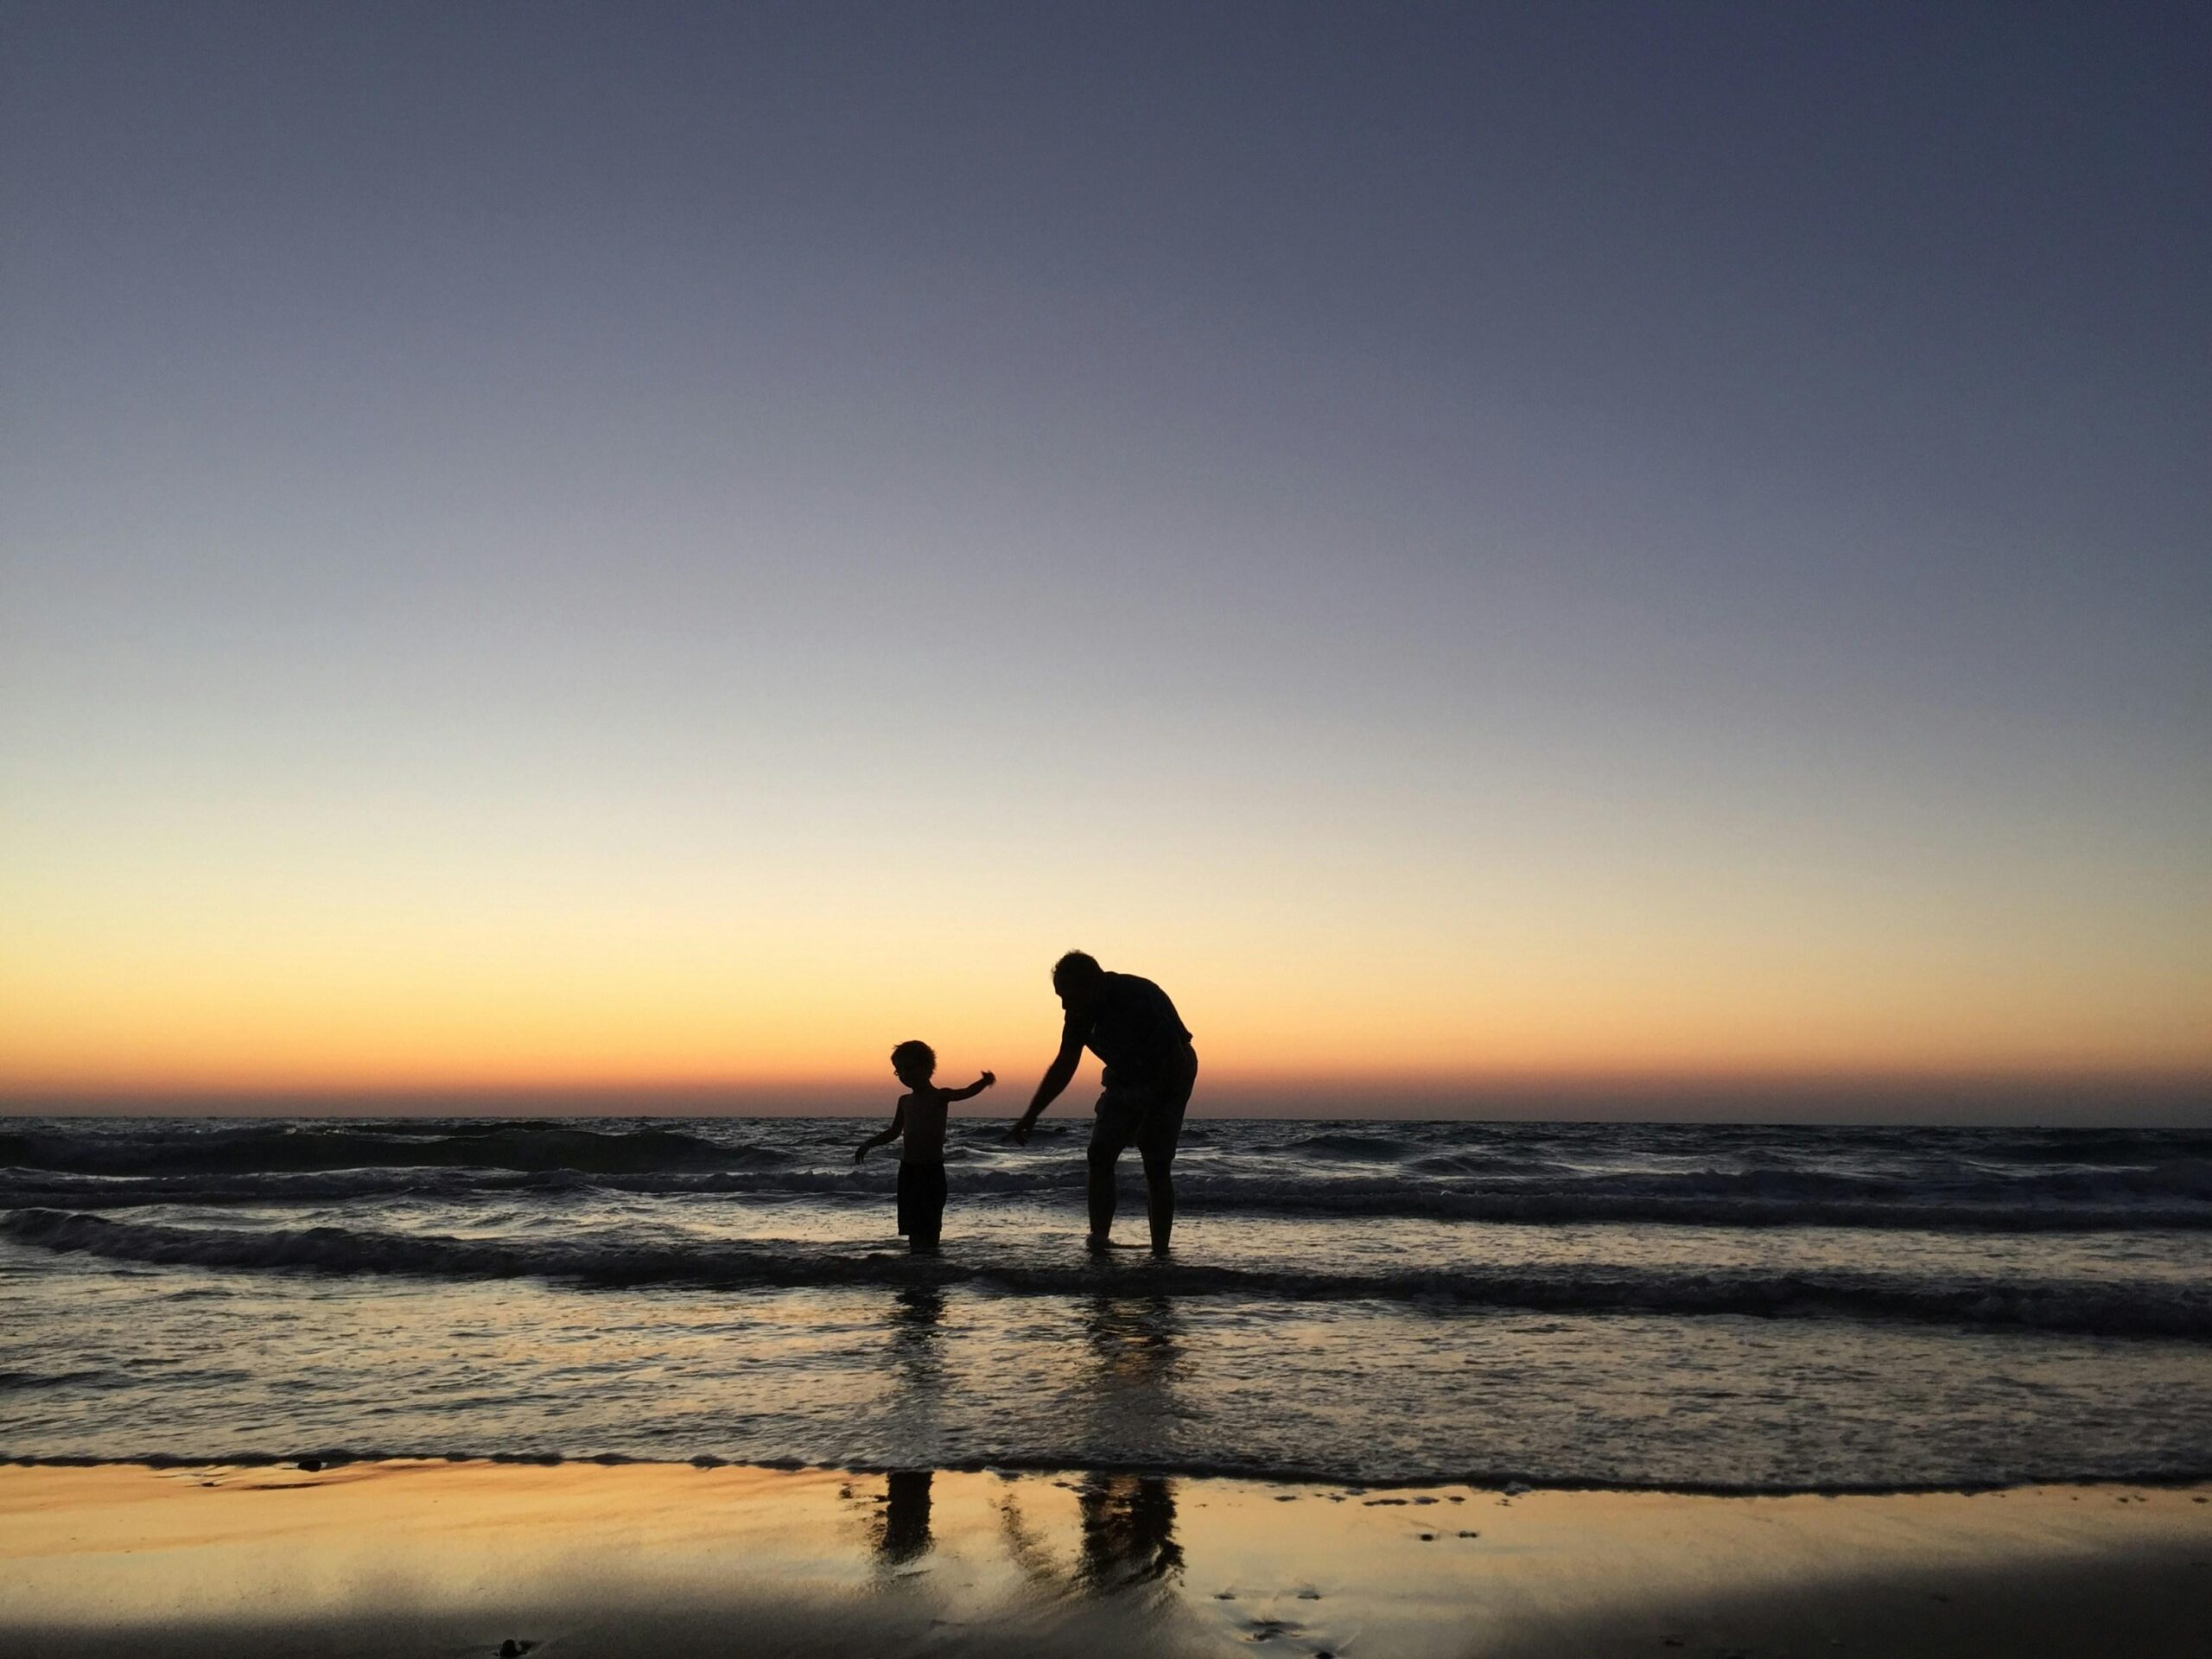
[896, 1159, 946, 1247]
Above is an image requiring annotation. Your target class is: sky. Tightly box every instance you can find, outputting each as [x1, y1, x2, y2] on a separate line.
[3, 3, 2207, 1118]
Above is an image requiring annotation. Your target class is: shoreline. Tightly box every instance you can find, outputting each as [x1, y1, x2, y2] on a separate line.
[6, 1449, 2212, 1498]
[3, 1460, 2207, 1657]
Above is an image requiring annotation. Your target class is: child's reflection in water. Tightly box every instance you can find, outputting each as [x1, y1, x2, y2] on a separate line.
[870, 1281, 946, 1568]
[890, 1281, 947, 1392]
[877, 1468, 934, 1563]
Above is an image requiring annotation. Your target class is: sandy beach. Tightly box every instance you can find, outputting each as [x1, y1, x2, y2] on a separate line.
[3, 1461, 2206, 1657]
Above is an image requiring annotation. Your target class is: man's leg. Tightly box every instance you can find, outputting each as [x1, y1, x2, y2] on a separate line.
[1084, 1092, 1150, 1247]
[1140, 1152, 1174, 1255]
[1087, 1147, 1119, 1245]
[1087, 1096, 1140, 1246]
[1136, 1054, 1195, 1257]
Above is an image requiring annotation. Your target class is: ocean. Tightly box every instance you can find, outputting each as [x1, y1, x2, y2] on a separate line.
[3, 1116, 2208, 1491]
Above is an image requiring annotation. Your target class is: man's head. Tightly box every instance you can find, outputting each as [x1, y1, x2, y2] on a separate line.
[890, 1040, 936, 1087]
[1052, 950, 1105, 1014]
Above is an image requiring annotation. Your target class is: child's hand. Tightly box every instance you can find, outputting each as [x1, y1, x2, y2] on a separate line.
[980, 1071, 995, 1088]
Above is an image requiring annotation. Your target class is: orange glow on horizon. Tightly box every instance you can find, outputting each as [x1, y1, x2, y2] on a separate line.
[6, 785, 2206, 1106]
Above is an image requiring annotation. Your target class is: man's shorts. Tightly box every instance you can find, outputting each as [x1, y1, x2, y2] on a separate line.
[1090, 1049, 1198, 1170]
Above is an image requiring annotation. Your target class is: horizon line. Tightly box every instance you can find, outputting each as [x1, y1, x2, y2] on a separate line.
[5, 1068, 2206, 1127]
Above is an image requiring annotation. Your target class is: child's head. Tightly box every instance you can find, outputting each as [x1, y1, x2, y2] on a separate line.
[890, 1039, 936, 1087]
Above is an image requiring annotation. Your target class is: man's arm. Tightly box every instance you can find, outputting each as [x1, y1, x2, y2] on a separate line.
[855, 1101, 906, 1161]
[1007, 1032, 1084, 1143]
[944, 1071, 996, 1103]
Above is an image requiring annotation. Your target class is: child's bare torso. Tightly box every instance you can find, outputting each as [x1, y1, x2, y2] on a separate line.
[900, 1090, 950, 1162]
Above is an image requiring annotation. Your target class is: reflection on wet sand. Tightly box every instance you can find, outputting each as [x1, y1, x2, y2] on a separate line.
[868, 1282, 948, 1567]
[1075, 1293, 1184, 1588]
[876, 1468, 933, 1562]
[1077, 1472, 1182, 1591]
[867, 1286, 1188, 1591]
[986, 1291, 1190, 1596]
[6, 1462, 2206, 1658]
[991, 1470, 1184, 1599]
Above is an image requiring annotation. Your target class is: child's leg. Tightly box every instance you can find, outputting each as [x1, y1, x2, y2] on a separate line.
[909, 1162, 946, 1254]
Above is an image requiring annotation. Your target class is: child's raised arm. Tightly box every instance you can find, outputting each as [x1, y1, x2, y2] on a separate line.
[944, 1071, 996, 1103]
[855, 1100, 906, 1162]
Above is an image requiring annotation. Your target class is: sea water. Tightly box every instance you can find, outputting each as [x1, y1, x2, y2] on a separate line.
[3, 1116, 2207, 1490]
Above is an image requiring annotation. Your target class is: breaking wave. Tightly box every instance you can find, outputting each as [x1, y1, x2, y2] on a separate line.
[8, 1208, 2207, 1339]
[0, 1122, 787, 1179]
[6, 1160, 2207, 1231]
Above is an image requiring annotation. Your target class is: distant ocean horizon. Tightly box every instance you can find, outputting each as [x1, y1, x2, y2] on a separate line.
[5, 1071, 2209, 1127]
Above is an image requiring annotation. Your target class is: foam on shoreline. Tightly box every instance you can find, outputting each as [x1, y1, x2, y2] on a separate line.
[7, 1449, 2212, 1498]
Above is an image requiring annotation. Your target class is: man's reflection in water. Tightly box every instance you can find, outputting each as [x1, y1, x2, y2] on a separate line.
[992, 1294, 1188, 1594]
[1082, 1292, 1182, 1421]
[1075, 1293, 1184, 1590]
[877, 1468, 934, 1562]
[1077, 1471, 1182, 1589]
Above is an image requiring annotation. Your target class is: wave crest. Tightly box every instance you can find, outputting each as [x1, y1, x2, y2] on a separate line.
[6, 1208, 2206, 1340]
[0, 1124, 786, 1179]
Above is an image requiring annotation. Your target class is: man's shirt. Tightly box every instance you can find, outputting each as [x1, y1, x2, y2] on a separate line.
[1065, 972, 1193, 1088]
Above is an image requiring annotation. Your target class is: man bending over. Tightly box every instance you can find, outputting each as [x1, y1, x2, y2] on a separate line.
[1009, 950, 1198, 1257]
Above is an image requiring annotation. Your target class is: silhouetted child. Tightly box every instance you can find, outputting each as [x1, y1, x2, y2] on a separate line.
[855, 1041, 994, 1254]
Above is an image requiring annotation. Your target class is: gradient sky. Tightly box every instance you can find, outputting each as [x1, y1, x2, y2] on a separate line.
[3, 3, 2207, 1116]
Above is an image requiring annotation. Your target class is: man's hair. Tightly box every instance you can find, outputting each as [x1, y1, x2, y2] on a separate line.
[1052, 950, 1103, 993]
[890, 1039, 935, 1078]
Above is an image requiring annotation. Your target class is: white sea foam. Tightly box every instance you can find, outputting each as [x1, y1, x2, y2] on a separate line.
[7, 1206, 2208, 1338]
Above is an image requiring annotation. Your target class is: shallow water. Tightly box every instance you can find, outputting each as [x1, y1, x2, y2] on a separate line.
[3, 1116, 2209, 1487]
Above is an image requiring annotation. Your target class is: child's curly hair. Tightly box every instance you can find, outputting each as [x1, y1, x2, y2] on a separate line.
[890, 1040, 936, 1079]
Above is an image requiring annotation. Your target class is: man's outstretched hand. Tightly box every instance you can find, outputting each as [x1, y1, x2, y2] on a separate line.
[1005, 1110, 1038, 1145]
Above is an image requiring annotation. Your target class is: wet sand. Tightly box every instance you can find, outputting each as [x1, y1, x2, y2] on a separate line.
[1, 1461, 2206, 1656]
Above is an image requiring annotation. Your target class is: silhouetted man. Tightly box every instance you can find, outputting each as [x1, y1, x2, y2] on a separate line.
[1009, 951, 1197, 1255]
